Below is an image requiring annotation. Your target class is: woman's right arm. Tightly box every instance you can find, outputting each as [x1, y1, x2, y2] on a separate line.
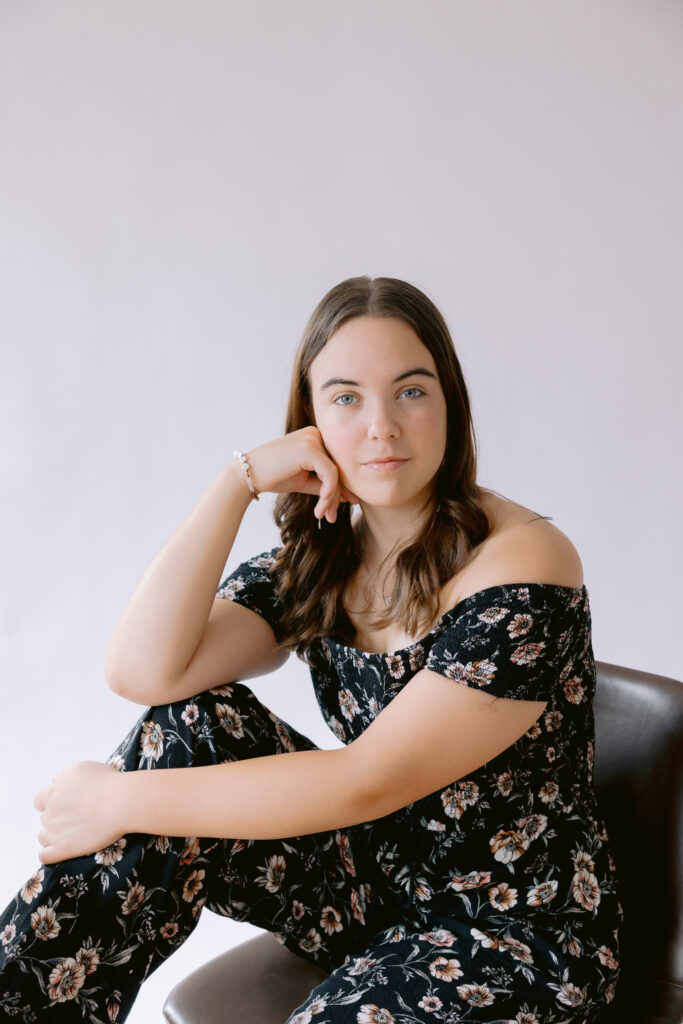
[104, 429, 356, 707]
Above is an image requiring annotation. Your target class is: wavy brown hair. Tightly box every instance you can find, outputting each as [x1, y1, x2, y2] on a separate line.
[270, 275, 548, 662]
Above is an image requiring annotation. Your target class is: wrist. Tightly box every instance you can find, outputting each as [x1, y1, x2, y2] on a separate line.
[223, 459, 257, 508]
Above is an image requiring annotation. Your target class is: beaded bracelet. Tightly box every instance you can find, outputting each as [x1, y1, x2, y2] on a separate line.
[232, 449, 260, 500]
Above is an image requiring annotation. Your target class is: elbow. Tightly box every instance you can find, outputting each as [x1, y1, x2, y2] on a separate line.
[104, 661, 158, 707]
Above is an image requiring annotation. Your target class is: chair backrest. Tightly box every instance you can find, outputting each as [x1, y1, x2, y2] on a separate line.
[592, 660, 683, 1024]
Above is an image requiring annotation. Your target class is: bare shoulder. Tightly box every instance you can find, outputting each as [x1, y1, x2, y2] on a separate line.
[448, 490, 584, 603]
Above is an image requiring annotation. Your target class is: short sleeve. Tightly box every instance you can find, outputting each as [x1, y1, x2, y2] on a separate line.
[424, 586, 570, 702]
[215, 546, 284, 642]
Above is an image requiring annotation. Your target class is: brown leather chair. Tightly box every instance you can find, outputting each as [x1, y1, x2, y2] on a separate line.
[163, 661, 683, 1024]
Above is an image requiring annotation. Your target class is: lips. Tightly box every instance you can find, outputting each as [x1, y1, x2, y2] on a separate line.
[363, 457, 409, 470]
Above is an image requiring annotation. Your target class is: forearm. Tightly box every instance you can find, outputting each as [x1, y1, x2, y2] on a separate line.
[105, 461, 253, 698]
[121, 747, 378, 840]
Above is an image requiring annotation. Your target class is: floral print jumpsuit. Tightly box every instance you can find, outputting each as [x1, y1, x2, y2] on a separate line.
[0, 546, 622, 1023]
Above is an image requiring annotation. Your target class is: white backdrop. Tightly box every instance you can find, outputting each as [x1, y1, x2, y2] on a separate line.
[1, 1, 681, 1019]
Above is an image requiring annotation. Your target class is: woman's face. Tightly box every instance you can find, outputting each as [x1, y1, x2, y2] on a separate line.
[308, 316, 448, 510]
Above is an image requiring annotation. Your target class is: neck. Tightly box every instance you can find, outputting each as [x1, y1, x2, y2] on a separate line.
[354, 489, 437, 572]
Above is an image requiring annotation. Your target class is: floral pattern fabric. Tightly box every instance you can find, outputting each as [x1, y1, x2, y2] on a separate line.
[0, 546, 623, 1023]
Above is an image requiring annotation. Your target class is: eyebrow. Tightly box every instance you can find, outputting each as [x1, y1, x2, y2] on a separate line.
[319, 367, 438, 391]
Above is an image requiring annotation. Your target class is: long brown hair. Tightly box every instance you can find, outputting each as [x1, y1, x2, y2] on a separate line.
[268, 275, 503, 661]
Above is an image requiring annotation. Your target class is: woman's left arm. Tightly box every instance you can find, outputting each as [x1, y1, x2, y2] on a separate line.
[34, 674, 544, 865]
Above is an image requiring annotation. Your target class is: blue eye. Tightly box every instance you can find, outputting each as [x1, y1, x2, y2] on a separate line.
[401, 387, 424, 399]
[333, 394, 356, 405]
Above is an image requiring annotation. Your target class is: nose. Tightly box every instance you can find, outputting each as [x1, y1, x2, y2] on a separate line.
[366, 400, 400, 440]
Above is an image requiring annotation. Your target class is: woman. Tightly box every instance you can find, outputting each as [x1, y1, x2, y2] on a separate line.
[0, 276, 622, 1022]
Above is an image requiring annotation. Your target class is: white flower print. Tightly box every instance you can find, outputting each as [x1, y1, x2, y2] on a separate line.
[556, 982, 586, 1007]
[429, 955, 463, 980]
[262, 854, 286, 893]
[488, 881, 518, 910]
[478, 606, 510, 625]
[526, 880, 558, 906]
[94, 838, 127, 866]
[320, 905, 343, 935]
[507, 612, 533, 637]
[215, 703, 245, 738]
[490, 829, 529, 863]
[420, 928, 456, 946]
[456, 982, 495, 1007]
[216, 578, 245, 599]
[356, 1006, 395, 1024]
[348, 956, 378, 976]
[328, 715, 346, 742]
[572, 868, 601, 910]
[299, 927, 322, 953]
[385, 654, 404, 679]
[140, 720, 164, 761]
[20, 869, 44, 904]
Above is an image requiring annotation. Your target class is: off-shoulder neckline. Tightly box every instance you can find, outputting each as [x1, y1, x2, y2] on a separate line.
[323, 581, 588, 659]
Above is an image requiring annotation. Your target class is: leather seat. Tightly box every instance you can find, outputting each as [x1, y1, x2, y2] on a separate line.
[163, 660, 683, 1024]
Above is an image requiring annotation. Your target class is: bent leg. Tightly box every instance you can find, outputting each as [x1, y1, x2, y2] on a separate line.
[0, 683, 385, 1021]
[283, 918, 616, 1023]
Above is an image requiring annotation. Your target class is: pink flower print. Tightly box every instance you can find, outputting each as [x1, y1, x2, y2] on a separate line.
[336, 831, 356, 876]
[517, 813, 548, 841]
[351, 887, 366, 924]
[48, 957, 86, 1002]
[418, 995, 443, 1012]
[420, 928, 456, 946]
[181, 703, 199, 726]
[598, 945, 619, 969]
[563, 676, 585, 704]
[339, 688, 361, 722]
[291, 900, 305, 920]
[510, 641, 545, 667]
[448, 870, 491, 892]
[556, 982, 586, 1007]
